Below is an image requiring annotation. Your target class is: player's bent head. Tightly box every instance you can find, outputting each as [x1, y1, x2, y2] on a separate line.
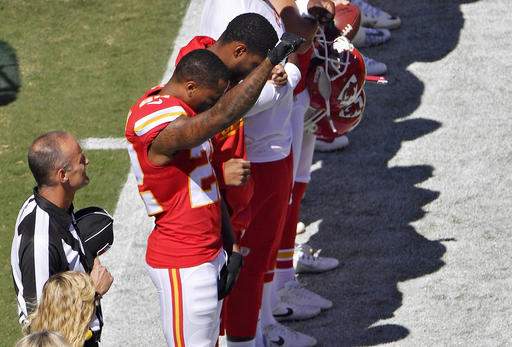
[218, 13, 278, 81]
[28, 131, 89, 190]
[173, 49, 230, 112]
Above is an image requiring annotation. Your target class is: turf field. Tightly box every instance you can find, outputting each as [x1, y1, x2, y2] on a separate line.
[0, 1, 189, 344]
[102, 0, 512, 346]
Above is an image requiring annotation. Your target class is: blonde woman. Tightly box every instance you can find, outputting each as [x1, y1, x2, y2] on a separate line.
[16, 330, 71, 347]
[23, 272, 96, 347]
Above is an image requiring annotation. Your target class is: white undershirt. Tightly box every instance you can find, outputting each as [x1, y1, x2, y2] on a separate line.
[200, 0, 302, 162]
[244, 63, 301, 162]
[200, 0, 284, 39]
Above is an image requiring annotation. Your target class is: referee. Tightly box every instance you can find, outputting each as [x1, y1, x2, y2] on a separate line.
[11, 131, 113, 346]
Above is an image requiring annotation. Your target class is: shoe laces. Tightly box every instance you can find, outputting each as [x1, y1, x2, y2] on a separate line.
[297, 244, 322, 263]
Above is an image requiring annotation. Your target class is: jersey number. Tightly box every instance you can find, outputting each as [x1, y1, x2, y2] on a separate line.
[127, 143, 219, 215]
[189, 144, 219, 208]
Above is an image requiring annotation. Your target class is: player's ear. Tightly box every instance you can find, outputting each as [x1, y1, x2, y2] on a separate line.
[233, 44, 247, 59]
[185, 81, 198, 97]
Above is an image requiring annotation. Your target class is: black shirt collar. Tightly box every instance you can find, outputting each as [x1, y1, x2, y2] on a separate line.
[33, 187, 74, 229]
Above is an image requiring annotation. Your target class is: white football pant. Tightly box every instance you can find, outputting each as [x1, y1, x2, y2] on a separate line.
[146, 250, 226, 347]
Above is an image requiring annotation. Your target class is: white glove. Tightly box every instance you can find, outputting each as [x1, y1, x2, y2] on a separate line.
[332, 36, 354, 53]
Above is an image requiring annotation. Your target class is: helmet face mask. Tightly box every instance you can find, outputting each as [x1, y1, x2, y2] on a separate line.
[312, 26, 351, 82]
[306, 28, 367, 140]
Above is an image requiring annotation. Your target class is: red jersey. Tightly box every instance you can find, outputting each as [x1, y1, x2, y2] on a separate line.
[125, 85, 222, 268]
[176, 36, 254, 232]
[176, 36, 247, 187]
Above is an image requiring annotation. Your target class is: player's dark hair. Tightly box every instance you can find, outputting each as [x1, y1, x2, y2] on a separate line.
[174, 49, 230, 87]
[218, 13, 278, 57]
[28, 131, 70, 187]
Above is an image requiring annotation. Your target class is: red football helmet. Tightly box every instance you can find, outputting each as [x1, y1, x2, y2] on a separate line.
[305, 87, 366, 140]
[305, 35, 366, 139]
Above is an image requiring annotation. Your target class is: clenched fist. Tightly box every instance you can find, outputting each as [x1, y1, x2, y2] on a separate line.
[223, 158, 251, 186]
[271, 64, 288, 86]
[307, 0, 335, 23]
[90, 257, 113, 297]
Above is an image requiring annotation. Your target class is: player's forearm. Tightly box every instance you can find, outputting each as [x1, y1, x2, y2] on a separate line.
[159, 59, 274, 152]
[210, 58, 274, 126]
[282, 14, 318, 53]
[151, 60, 274, 155]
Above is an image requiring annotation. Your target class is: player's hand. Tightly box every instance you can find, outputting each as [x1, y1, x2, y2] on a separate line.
[218, 251, 243, 300]
[307, 0, 335, 24]
[223, 158, 251, 186]
[90, 257, 113, 296]
[267, 32, 306, 65]
[271, 64, 288, 86]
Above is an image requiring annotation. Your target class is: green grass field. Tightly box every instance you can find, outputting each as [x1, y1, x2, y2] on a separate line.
[0, 0, 189, 343]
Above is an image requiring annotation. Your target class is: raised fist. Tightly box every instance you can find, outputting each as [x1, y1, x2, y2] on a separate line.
[307, 0, 335, 23]
[267, 32, 306, 65]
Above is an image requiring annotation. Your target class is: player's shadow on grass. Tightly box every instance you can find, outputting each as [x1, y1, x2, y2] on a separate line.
[289, 1, 477, 345]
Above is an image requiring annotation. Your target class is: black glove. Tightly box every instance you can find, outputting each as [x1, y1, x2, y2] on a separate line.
[267, 32, 306, 65]
[307, 0, 335, 24]
[218, 252, 243, 300]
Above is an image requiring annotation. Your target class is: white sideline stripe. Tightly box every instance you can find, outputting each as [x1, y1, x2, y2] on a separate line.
[310, 160, 323, 173]
[100, 1, 204, 346]
[80, 137, 127, 150]
[161, 0, 204, 84]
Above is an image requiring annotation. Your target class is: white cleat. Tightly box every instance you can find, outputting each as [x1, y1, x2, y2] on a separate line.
[352, 26, 391, 48]
[278, 280, 333, 310]
[296, 221, 306, 235]
[363, 55, 387, 76]
[264, 322, 317, 347]
[272, 299, 321, 322]
[294, 244, 340, 274]
[351, 0, 401, 30]
[315, 135, 350, 152]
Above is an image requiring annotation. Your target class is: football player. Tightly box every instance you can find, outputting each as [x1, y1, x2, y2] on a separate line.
[273, 0, 364, 320]
[125, 35, 303, 346]
[175, 13, 291, 248]
[200, 1, 333, 346]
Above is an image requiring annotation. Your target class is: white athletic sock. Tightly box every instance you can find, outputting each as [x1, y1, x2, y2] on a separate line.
[255, 318, 265, 347]
[227, 340, 256, 347]
[260, 281, 278, 328]
[274, 267, 296, 291]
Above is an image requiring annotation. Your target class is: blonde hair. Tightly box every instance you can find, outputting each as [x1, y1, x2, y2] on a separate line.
[24, 272, 96, 347]
[16, 330, 71, 347]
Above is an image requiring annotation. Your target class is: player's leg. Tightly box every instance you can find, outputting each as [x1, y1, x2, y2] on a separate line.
[274, 89, 309, 293]
[274, 131, 334, 313]
[224, 158, 292, 344]
[275, 181, 308, 290]
[294, 131, 339, 276]
[146, 251, 226, 347]
[146, 266, 178, 346]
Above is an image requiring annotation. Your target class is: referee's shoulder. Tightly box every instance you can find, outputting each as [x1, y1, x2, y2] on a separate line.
[14, 194, 37, 230]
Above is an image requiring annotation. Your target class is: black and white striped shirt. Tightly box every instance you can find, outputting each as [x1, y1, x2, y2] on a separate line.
[10, 189, 101, 334]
